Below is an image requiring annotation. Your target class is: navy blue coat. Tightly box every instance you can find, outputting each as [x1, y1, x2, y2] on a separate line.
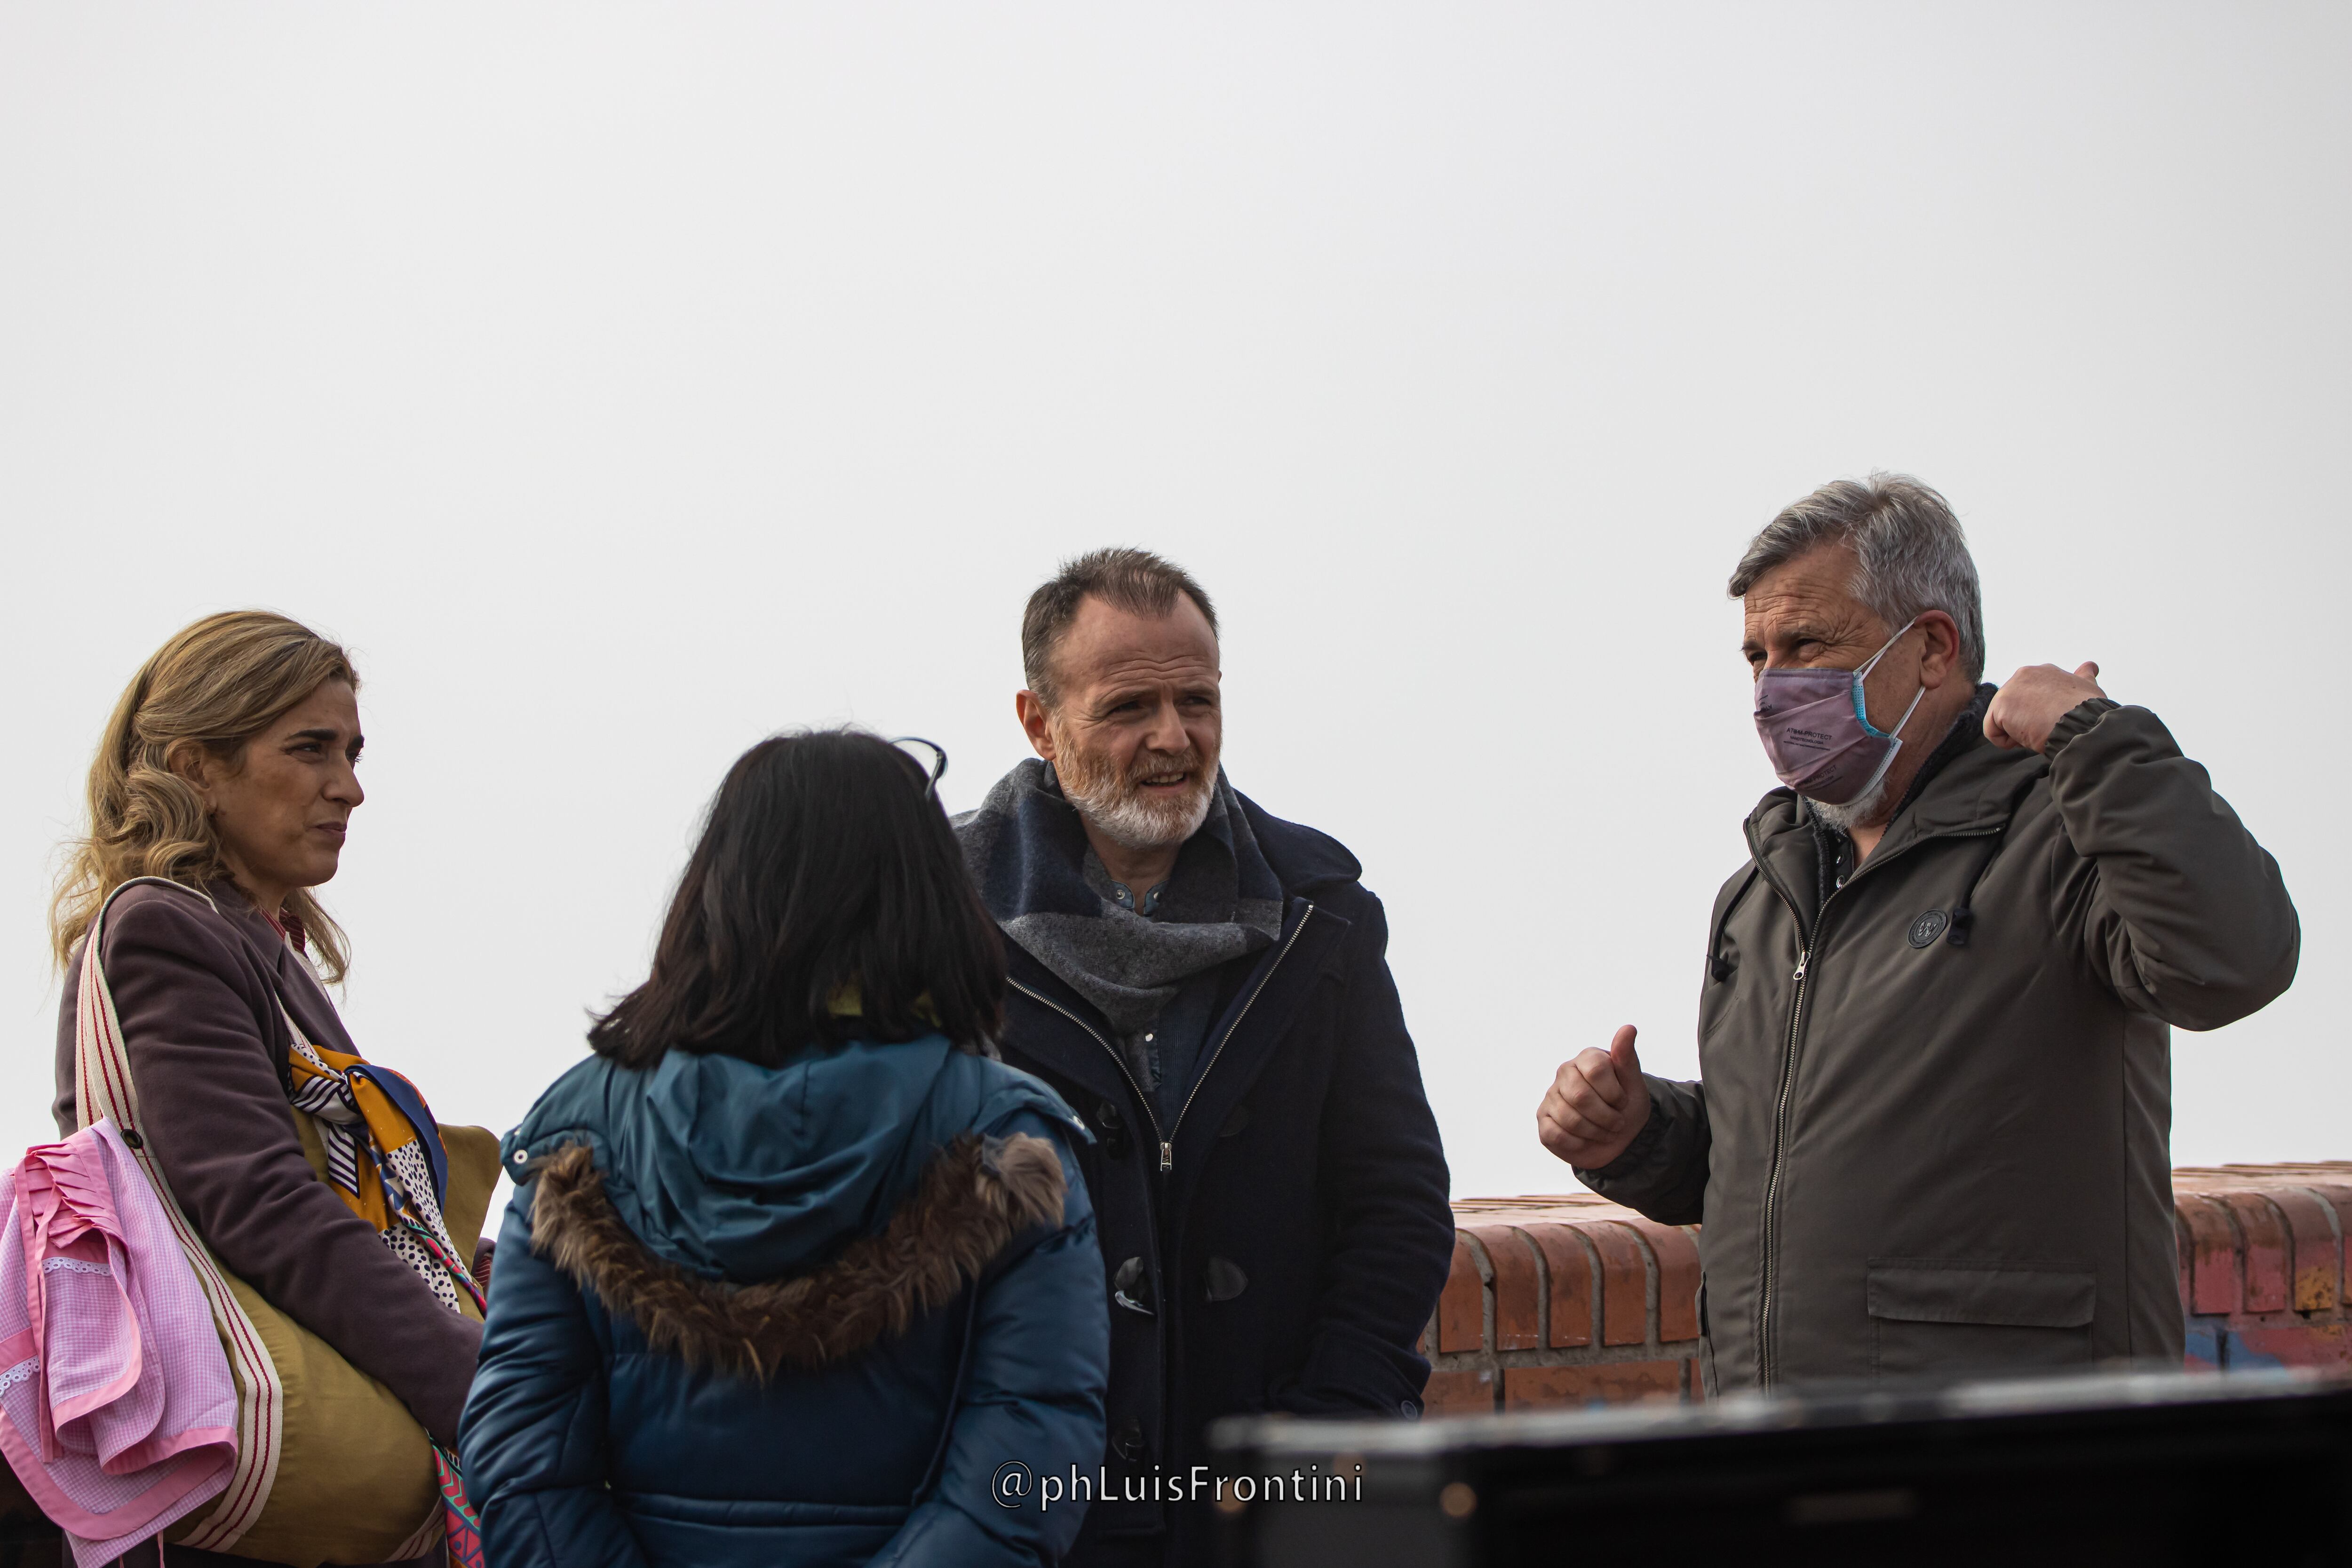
[458, 1038, 1109, 1568]
[993, 796, 1455, 1565]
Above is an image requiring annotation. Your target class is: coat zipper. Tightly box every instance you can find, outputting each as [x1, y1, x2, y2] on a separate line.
[1007, 978, 1167, 1161]
[1744, 821, 2001, 1387]
[1166, 905, 1316, 1171]
[1009, 903, 1317, 1174]
[1753, 933, 1813, 1389]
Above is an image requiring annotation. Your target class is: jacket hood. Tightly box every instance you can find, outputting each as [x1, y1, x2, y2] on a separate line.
[1237, 792, 1363, 894]
[528, 1131, 1070, 1380]
[505, 1036, 1084, 1283]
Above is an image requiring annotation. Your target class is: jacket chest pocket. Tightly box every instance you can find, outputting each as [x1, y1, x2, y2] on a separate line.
[1866, 1258, 2095, 1380]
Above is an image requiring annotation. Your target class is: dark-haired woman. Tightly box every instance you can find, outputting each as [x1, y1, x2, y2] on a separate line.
[461, 731, 1108, 1568]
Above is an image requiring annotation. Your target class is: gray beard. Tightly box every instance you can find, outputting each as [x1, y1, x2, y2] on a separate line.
[1806, 780, 1891, 834]
[1057, 758, 1215, 851]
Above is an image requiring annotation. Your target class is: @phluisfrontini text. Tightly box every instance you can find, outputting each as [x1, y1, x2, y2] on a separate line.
[990, 1460, 1365, 1511]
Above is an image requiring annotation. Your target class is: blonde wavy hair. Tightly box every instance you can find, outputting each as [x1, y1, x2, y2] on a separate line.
[52, 611, 360, 981]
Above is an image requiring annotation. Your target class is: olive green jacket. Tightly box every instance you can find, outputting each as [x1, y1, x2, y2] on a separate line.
[1582, 698, 2299, 1392]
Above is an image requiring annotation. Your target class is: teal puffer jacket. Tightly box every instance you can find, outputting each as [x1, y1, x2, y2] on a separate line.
[458, 1038, 1108, 1568]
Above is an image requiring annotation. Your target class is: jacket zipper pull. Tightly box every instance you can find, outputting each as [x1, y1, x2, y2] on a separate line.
[1159, 1141, 1174, 1173]
[1792, 950, 1809, 983]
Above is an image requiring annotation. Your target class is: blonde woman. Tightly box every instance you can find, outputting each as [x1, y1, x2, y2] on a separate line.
[50, 612, 485, 1568]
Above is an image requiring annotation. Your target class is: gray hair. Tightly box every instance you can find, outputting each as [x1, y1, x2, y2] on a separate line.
[1728, 472, 1985, 681]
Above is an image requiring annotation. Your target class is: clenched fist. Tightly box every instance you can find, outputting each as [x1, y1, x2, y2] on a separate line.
[1536, 1025, 1652, 1170]
[1984, 661, 2106, 754]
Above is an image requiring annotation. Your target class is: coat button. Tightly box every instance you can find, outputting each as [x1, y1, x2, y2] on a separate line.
[1094, 1102, 1131, 1159]
[1112, 1417, 1148, 1462]
[1112, 1257, 1157, 1318]
[1205, 1256, 1248, 1302]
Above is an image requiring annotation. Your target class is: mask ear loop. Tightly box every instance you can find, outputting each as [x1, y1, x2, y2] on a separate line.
[1855, 617, 1924, 677]
[1871, 683, 1929, 744]
[1851, 619, 1929, 742]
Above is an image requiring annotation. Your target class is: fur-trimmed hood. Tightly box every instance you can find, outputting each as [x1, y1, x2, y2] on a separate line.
[502, 1035, 1089, 1288]
[531, 1130, 1066, 1378]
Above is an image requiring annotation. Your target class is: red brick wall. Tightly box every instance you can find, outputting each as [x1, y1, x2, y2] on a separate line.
[2174, 1164, 2352, 1375]
[1424, 1162, 2352, 1414]
[1423, 1193, 1704, 1415]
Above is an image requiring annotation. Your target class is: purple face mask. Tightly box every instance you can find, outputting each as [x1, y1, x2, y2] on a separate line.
[1752, 620, 1926, 805]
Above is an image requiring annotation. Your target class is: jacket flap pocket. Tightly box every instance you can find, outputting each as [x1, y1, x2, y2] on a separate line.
[1866, 1259, 2095, 1328]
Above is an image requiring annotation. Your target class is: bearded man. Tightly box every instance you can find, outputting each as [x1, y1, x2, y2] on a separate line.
[957, 548, 1454, 1568]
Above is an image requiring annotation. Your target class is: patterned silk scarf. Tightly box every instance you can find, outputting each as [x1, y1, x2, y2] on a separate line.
[283, 1037, 483, 1316]
[281, 1024, 487, 1566]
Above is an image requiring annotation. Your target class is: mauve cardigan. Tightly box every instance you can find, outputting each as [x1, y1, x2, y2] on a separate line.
[53, 881, 481, 1447]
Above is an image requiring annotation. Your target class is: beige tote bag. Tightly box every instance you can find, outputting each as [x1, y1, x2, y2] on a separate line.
[74, 879, 497, 1567]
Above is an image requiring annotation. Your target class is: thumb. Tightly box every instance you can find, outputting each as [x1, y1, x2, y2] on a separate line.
[2073, 661, 2100, 682]
[1608, 1024, 1641, 1081]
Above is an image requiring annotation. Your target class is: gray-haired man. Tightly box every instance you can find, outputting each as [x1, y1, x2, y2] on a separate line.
[1537, 473, 2299, 1391]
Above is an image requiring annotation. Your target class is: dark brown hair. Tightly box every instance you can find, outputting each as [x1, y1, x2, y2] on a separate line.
[588, 729, 1005, 1069]
[1020, 547, 1218, 706]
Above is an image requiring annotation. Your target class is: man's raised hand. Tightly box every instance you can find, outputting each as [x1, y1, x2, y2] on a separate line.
[1536, 1025, 1652, 1171]
[1985, 661, 2106, 754]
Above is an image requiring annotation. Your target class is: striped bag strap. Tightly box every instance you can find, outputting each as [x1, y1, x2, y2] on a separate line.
[75, 877, 284, 1554]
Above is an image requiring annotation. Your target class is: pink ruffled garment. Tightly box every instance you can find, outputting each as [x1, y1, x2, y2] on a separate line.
[0, 1119, 236, 1568]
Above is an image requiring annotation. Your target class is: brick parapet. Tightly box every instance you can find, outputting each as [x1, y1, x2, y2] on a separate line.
[2171, 1164, 2352, 1374]
[1422, 1194, 1704, 1414]
[1425, 1162, 2352, 1416]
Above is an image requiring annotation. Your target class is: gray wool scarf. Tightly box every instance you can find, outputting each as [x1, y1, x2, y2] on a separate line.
[955, 758, 1283, 1037]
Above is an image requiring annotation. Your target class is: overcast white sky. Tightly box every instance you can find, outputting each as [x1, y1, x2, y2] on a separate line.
[2, 4, 2345, 1217]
